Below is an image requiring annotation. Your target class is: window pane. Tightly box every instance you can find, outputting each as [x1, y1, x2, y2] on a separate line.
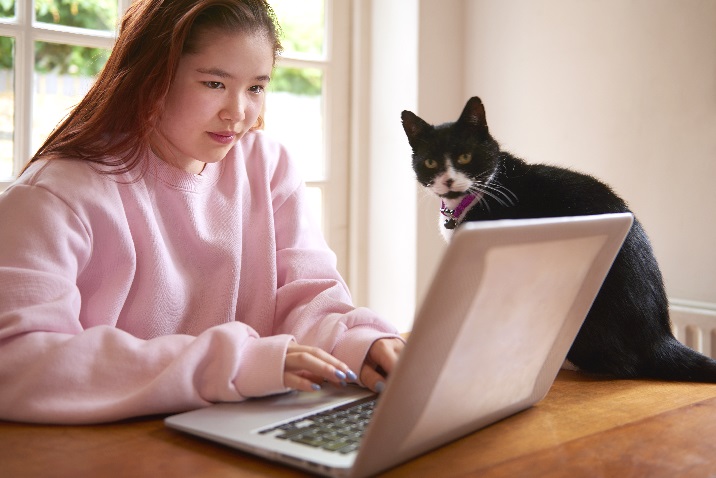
[0, 0, 15, 19]
[265, 66, 324, 181]
[33, 41, 110, 154]
[35, 0, 118, 32]
[0, 36, 14, 179]
[271, 0, 324, 58]
[305, 186, 323, 233]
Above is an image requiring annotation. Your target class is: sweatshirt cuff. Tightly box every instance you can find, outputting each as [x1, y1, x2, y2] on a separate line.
[233, 334, 294, 398]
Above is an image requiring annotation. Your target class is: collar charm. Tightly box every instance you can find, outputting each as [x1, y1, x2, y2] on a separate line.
[440, 194, 477, 230]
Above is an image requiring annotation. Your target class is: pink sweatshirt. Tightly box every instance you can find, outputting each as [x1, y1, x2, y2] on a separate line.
[0, 131, 399, 424]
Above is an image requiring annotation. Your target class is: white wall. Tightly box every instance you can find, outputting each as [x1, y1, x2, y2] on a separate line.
[414, 1, 465, 307]
[410, 0, 716, 310]
[461, 0, 716, 307]
[350, 0, 419, 332]
[358, 0, 716, 330]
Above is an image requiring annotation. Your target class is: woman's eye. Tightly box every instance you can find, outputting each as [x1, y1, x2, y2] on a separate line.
[203, 81, 224, 90]
[249, 85, 265, 94]
[424, 159, 438, 169]
[457, 153, 472, 165]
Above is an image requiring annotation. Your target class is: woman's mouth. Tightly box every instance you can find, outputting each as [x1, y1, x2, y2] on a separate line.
[207, 131, 236, 145]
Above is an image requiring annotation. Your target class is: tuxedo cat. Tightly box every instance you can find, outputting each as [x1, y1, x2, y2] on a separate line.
[402, 96, 716, 382]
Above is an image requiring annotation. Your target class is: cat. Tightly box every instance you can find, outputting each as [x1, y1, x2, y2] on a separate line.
[401, 96, 716, 382]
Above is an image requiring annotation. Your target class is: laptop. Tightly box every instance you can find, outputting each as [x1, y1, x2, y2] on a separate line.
[165, 212, 633, 477]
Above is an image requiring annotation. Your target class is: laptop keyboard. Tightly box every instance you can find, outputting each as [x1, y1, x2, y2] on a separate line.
[259, 396, 377, 454]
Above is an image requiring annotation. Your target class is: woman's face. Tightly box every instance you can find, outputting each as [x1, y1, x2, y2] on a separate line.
[153, 29, 274, 174]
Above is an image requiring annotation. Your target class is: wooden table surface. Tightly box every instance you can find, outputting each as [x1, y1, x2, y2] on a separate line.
[3, 370, 716, 477]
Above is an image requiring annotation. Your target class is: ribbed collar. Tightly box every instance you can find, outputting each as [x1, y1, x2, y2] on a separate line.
[144, 149, 224, 193]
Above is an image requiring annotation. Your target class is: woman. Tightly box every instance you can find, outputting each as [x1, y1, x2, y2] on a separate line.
[0, 0, 403, 424]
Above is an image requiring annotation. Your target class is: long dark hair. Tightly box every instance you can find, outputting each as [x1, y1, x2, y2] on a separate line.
[24, 0, 282, 175]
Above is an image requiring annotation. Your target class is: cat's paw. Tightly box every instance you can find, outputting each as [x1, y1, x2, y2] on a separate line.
[561, 359, 580, 371]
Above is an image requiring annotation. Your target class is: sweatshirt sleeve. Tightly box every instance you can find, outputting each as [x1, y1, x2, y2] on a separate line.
[0, 182, 293, 424]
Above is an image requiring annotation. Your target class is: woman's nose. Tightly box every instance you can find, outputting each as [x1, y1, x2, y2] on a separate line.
[220, 95, 246, 123]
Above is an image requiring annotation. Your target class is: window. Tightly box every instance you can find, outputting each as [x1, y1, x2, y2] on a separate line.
[267, 0, 351, 273]
[0, 0, 351, 276]
[0, 0, 130, 187]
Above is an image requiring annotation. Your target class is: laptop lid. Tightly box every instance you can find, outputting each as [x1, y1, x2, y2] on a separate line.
[166, 213, 633, 478]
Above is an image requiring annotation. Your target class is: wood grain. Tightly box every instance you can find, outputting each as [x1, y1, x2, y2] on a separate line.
[2, 371, 716, 477]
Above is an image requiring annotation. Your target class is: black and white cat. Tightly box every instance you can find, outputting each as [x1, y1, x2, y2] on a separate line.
[402, 96, 716, 382]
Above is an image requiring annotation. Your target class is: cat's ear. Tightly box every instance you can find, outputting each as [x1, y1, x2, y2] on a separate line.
[457, 96, 488, 132]
[401, 110, 432, 144]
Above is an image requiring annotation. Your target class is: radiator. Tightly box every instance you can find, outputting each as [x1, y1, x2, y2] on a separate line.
[670, 302, 716, 359]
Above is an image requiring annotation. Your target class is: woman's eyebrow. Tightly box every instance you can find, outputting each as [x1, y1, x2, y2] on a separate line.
[196, 67, 234, 78]
[196, 68, 271, 83]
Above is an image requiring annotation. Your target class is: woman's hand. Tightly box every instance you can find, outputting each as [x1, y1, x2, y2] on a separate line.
[360, 338, 405, 393]
[283, 343, 358, 392]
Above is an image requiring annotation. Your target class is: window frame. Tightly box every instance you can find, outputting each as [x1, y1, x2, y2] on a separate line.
[274, 0, 351, 277]
[0, 0, 132, 190]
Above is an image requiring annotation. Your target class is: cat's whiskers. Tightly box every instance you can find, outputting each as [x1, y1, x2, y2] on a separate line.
[475, 191, 492, 213]
[488, 183, 517, 206]
[472, 185, 512, 208]
[468, 174, 518, 210]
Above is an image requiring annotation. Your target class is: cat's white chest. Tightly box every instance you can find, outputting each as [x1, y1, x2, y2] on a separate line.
[439, 219, 456, 242]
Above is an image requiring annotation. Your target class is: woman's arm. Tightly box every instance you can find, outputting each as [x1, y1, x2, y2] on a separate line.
[267, 158, 404, 385]
[0, 182, 295, 424]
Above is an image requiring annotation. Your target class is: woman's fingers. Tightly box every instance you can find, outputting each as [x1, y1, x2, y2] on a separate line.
[283, 343, 358, 392]
[360, 338, 405, 393]
[370, 338, 404, 375]
[283, 371, 324, 392]
[282, 339, 405, 394]
[359, 363, 388, 393]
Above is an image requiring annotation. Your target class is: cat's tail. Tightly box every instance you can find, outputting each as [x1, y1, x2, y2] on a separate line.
[643, 336, 716, 383]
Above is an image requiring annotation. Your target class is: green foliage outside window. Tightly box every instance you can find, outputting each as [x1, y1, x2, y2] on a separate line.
[1, 0, 116, 75]
[270, 67, 321, 97]
[0, 0, 12, 17]
[0, 0, 322, 95]
[0, 36, 12, 70]
[33, 0, 117, 29]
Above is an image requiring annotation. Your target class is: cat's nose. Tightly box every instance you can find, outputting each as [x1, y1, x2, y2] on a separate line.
[445, 178, 454, 188]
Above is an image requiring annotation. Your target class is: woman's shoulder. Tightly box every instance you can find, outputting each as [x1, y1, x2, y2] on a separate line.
[238, 129, 284, 155]
[235, 131, 299, 184]
[237, 131, 286, 167]
[9, 158, 124, 209]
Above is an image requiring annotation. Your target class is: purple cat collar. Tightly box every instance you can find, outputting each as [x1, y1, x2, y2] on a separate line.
[440, 194, 477, 229]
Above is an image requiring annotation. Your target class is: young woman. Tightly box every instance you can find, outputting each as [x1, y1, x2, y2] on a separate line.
[0, 0, 403, 424]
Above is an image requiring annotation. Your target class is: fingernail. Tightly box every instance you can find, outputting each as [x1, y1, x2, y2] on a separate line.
[340, 380, 347, 387]
[335, 370, 347, 380]
[346, 369, 358, 381]
[375, 381, 386, 393]
[311, 383, 322, 391]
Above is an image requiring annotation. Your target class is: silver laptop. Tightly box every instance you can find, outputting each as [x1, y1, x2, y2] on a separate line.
[165, 212, 633, 477]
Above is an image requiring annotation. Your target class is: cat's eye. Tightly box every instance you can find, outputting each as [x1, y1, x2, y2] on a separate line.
[457, 153, 472, 165]
[424, 159, 438, 169]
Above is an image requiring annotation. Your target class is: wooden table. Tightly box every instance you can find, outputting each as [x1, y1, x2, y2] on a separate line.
[3, 370, 716, 477]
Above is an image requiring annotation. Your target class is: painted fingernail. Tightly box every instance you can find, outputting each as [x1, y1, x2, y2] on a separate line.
[346, 370, 358, 381]
[335, 370, 347, 380]
[375, 381, 386, 393]
[311, 383, 322, 391]
[340, 380, 347, 387]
